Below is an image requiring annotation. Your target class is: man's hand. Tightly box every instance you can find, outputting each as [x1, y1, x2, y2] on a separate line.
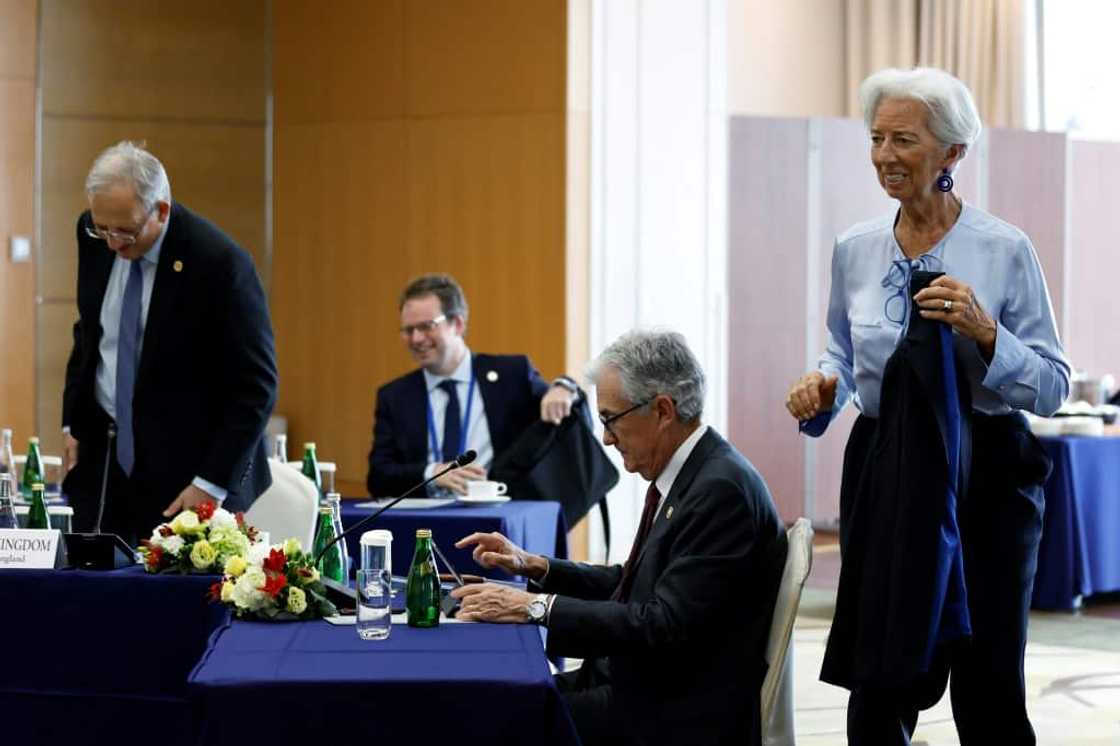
[433, 463, 486, 495]
[540, 385, 575, 425]
[163, 483, 215, 517]
[63, 432, 80, 476]
[455, 531, 548, 580]
[451, 582, 535, 623]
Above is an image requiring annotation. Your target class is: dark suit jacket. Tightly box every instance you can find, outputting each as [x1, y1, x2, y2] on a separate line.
[63, 202, 278, 528]
[541, 428, 787, 746]
[366, 353, 550, 497]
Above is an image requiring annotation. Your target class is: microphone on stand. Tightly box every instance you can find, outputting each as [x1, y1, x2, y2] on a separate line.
[64, 423, 137, 570]
[317, 450, 477, 604]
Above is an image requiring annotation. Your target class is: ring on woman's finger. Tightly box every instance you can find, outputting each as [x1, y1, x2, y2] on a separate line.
[942, 299, 952, 311]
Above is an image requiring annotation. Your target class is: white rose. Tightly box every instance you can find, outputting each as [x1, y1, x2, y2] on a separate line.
[248, 541, 273, 565]
[208, 508, 237, 530]
[161, 535, 185, 556]
[231, 566, 269, 611]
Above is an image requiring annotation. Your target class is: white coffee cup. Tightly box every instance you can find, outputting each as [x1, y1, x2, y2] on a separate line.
[466, 480, 508, 499]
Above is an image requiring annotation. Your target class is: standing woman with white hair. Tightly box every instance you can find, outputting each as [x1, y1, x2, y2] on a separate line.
[785, 68, 1070, 744]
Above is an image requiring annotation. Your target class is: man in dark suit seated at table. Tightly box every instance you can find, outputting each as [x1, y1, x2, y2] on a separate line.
[366, 273, 578, 497]
[61, 141, 278, 545]
[452, 329, 787, 746]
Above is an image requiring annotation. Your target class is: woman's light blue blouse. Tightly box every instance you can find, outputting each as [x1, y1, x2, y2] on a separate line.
[807, 203, 1070, 435]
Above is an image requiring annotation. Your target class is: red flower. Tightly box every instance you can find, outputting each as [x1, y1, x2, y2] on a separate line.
[194, 500, 216, 522]
[208, 581, 223, 602]
[145, 545, 164, 571]
[235, 512, 245, 528]
[263, 548, 287, 574]
[262, 572, 287, 598]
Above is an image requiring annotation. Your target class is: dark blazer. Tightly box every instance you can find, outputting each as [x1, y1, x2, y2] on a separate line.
[541, 428, 787, 746]
[63, 202, 278, 527]
[366, 353, 550, 497]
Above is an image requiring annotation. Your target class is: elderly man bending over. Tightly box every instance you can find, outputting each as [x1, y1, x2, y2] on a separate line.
[453, 329, 786, 746]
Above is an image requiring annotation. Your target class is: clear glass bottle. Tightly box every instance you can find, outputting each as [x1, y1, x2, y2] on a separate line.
[406, 529, 441, 628]
[0, 475, 18, 529]
[27, 482, 50, 530]
[21, 437, 42, 499]
[0, 429, 15, 485]
[272, 433, 288, 463]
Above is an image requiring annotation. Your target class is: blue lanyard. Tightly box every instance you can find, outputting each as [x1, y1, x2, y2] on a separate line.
[425, 371, 476, 464]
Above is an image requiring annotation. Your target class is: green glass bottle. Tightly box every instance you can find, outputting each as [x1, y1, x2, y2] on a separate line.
[27, 482, 50, 530]
[406, 529, 441, 628]
[312, 505, 345, 583]
[21, 436, 42, 499]
[301, 442, 323, 502]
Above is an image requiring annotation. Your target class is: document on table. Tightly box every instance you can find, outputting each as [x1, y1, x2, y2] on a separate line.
[353, 498, 457, 510]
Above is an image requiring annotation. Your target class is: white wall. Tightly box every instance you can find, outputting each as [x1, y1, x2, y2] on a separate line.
[587, 0, 728, 563]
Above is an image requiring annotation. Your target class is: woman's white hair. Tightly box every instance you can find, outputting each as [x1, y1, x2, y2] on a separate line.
[586, 329, 706, 423]
[860, 67, 982, 165]
[84, 141, 171, 212]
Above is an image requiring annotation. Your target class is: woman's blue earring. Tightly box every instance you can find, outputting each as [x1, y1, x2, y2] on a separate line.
[936, 169, 954, 192]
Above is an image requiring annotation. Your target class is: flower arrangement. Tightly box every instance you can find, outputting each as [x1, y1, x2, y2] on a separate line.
[139, 500, 257, 574]
[208, 538, 338, 621]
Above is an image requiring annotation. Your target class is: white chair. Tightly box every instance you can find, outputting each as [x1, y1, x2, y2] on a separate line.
[245, 460, 319, 550]
[760, 517, 815, 746]
[285, 460, 337, 493]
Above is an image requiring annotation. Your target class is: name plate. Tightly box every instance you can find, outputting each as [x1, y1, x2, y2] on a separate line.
[0, 529, 62, 569]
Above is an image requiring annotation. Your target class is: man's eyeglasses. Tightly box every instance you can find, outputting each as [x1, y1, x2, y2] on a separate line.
[399, 314, 447, 337]
[85, 207, 155, 246]
[599, 399, 650, 438]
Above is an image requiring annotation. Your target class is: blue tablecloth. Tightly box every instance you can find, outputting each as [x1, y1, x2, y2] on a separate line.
[1032, 436, 1120, 610]
[341, 500, 568, 579]
[0, 566, 228, 746]
[189, 619, 579, 745]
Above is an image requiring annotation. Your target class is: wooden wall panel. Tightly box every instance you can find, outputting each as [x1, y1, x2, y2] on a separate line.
[273, 1, 568, 493]
[40, 0, 267, 122]
[36, 0, 268, 459]
[405, 0, 565, 116]
[0, 0, 37, 445]
[1067, 141, 1120, 377]
[727, 118, 809, 521]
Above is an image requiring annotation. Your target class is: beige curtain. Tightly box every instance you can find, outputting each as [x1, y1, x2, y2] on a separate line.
[845, 0, 1031, 128]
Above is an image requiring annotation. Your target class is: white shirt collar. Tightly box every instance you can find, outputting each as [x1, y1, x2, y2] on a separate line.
[654, 423, 709, 499]
[423, 348, 473, 393]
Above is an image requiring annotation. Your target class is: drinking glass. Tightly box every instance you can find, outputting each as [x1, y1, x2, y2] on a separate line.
[356, 568, 392, 640]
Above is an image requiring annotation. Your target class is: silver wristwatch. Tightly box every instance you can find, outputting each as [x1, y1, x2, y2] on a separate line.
[527, 594, 549, 624]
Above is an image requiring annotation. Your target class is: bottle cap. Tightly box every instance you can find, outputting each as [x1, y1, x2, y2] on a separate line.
[304, 442, 316, 450]
[415, 528, 432, 539]
[360, 529, 393, 546]
[29, 436, 39, 444]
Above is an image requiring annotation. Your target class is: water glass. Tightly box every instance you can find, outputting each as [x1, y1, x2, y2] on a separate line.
[356, 568, 392, 640]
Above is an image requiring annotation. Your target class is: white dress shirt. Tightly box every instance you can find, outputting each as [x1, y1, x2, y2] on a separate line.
[421, 350, 495, 493]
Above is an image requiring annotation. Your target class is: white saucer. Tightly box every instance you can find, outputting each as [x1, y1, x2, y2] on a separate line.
[457, 496, 512, 505]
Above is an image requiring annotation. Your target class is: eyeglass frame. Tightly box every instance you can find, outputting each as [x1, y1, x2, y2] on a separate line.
[84, 205, 157, 246]
[399, 313, 448, 338]
[599, 398, 652, 439]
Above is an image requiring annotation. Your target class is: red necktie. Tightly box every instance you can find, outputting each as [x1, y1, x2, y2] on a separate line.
[613, 483, 661, 602]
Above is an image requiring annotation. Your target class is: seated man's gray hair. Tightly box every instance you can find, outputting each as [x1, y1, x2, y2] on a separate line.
[587, 330, 706, 422]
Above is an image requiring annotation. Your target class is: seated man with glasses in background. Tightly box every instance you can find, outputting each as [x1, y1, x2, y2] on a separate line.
[366, 273, 577, 497]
